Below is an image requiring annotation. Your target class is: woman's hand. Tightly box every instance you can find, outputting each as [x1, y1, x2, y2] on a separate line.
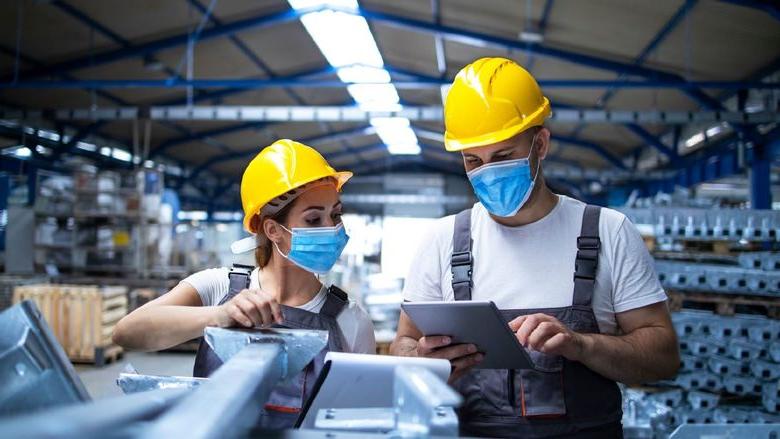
[214, 289, 283, 328]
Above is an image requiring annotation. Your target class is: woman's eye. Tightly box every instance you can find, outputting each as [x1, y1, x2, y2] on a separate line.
[305, 217, 321, 226]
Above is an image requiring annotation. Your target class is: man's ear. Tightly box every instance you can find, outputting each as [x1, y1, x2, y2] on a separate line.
[535, 127, 551, 160]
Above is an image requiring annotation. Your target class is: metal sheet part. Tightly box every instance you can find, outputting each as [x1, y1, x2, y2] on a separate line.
[314, 407, 397, 432]
[0, 388, 187, 438]
[313, 365, 461, 437]
[204, 327, 328, 379]
[141, 343, 286, 439]
[669, 424, 780, 438]
[394, 366, 462, 437]
[117, 373, 207, 394]
[0, 301, 89, 418]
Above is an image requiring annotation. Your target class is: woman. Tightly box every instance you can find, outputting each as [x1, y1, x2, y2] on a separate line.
[113, 139, 376, 428]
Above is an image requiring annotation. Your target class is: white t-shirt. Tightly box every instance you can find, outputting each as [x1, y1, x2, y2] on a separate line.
[402, 195, 667, 335]
[183, 267, 376, 354]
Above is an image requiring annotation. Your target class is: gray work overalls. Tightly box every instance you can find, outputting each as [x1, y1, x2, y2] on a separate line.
[192, 264, 349, 430]
[450, 205, 623, 438]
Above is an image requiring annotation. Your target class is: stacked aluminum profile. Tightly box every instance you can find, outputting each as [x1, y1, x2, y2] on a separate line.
[623, 310, 780, 438]
[618, 208, 780, 242]
[655, 260, 780, 296]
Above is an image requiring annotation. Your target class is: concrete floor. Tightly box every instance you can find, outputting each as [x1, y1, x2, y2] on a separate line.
[74, 351, 195, 400]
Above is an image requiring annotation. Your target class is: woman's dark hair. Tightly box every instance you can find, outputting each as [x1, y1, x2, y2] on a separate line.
[252, 198, 297, 268]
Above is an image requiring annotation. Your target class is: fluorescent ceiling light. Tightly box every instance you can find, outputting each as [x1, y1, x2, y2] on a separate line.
[298, 10, 382, 67]
[14, 147, 31, 157]
[100, 147, 112, 156]
[37, 130, 60, 141]
[77, 141, 96, 152]
[519, 30, 543, 43]
[337, 65, 390, 83]
[705, 126, 722, 138]
[684, 132, 705, 148]
[112, 148, 132, 162]
[289, 0, 421, 155]
[387, 144, 421, 155]
[347, 84, 401, 111]
[288, 0, 357, 10]
[371, 117, 421, 155]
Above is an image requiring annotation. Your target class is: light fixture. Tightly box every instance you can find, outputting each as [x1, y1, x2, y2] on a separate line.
[705, 126, 722, 138]
[112, 148, 132, 162]
[519, 30, 543, 43]
[684, 132, 705, 148]
[14, 147, 31, 158]
[288, 0, 421, 155]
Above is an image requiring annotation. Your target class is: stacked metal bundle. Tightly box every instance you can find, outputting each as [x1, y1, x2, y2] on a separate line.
[655, 260, 780, 296]
[622, 310, 780, 438]
[618, 208, 780, 242]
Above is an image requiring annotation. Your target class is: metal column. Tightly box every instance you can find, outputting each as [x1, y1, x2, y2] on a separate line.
[750, 142, 772, 209]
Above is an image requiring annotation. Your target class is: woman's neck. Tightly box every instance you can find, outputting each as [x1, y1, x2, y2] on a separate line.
[260, 253, 323, 307]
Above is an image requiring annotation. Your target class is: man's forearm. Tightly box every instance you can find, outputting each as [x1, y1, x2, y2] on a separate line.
[390, 335, 419, 357]
[576, 325, 679, 385]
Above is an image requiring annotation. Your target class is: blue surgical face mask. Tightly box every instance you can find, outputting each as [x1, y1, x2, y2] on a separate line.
[273, 223, 349, 274]
[467, 134, 541, 217]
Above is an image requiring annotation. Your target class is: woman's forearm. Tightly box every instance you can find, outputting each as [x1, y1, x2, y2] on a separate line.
[113, 305, 220, 352]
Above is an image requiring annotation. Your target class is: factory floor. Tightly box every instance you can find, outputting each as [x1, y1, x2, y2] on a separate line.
[74, 351, 195, 399]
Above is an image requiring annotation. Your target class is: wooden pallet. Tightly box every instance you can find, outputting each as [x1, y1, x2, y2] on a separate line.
[667, 290, 780, 318]
[13, 283, 128, 366]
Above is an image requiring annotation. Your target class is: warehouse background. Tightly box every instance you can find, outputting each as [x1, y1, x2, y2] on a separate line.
[0, 0, 778, 437]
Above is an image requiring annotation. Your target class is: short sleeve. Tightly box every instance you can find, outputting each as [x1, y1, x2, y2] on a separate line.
[402, 219, 448, 302]
[181, 267, 230, 306]
[610, 218, 668, 313]
[351, 303, 377, 354]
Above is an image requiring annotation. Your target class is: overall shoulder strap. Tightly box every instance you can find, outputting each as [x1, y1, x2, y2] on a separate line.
[219, 263, 253, 305]
[573, 205, 601, 307]
[320, 285, 349, 318]
[451, 209, 473, 301]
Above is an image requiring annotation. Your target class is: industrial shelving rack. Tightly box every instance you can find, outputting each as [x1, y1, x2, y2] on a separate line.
[32, 168, 165, 279]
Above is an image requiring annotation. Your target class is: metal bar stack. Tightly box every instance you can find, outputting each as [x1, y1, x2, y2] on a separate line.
[618, 208, 780, 242]
[655, 261, 780, 296]
[622, 310, 780, 438]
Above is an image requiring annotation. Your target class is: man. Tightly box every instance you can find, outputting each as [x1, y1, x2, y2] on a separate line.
[390, 57, 680, 438]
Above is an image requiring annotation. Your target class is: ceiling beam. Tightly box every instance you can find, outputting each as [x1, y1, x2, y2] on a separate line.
[718, 0, 780, 21]
[4, 78, 779, 91]
[178, 126, 379, 185]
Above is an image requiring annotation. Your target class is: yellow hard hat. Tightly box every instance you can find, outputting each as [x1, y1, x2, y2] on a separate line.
[240, 139, 352, 233]
[444, 57, 551, 151]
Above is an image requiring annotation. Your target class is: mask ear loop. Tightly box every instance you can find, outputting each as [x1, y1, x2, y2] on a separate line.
[529, 131, 542, 184]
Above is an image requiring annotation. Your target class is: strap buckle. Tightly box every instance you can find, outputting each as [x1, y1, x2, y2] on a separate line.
[451, 251, 472, 285]
[577, 236, 600, 251]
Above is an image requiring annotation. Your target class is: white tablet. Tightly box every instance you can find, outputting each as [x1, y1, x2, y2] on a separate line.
[401, 300, 534, 370]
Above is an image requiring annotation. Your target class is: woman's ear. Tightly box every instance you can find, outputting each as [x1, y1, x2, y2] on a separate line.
[263, 217, 284, 243]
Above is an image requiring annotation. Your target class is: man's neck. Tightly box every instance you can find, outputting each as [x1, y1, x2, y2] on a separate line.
[489, 180, 558, 227]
